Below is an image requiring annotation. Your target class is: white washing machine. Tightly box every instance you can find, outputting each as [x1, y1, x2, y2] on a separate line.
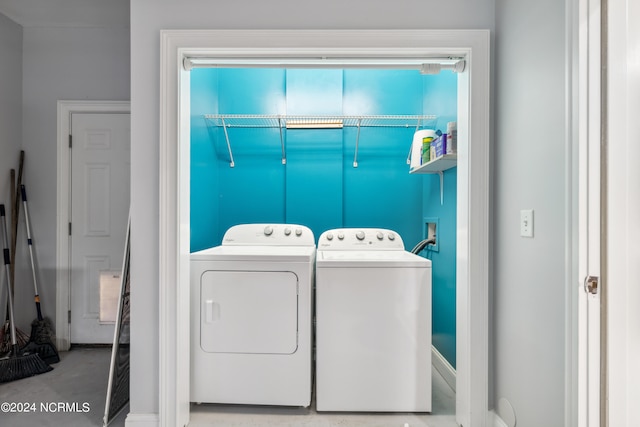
[190, 223, 315, 406]
[315, 228, 432, 412]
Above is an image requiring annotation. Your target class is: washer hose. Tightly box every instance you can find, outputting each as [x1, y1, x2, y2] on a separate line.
[410, 238, 436, 254]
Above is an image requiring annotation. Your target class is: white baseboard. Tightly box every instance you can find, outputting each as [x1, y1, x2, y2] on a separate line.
[490, 410, 509, 427]
[432, 345, 456, 392]
[125, 413, 160, 427]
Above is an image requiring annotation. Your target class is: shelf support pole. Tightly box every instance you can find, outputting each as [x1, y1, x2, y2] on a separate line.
[353, 118, 362, 168]
[278, 117, 286, 164]
[438, 171, 444, 205]
[221, 118, 235, 168]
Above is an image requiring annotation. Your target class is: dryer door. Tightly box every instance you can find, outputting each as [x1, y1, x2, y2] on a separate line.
[200, 270, 298, 354]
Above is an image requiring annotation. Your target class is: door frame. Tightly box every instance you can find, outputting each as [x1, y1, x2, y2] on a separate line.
[604, 0, 640, 425]
[159, 29, 490, 427]
[56, 100, 131, 351]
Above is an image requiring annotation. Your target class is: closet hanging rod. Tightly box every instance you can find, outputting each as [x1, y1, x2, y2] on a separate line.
[184, 56, 466, 72]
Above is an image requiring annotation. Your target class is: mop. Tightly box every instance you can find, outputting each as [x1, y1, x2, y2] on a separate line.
[0, 204, 52, 383]
[18, 185, 60, 364]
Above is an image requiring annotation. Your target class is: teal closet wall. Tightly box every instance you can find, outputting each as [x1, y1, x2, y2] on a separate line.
[190, 67, 457, 367]
[342, 70, 423, 241]
[421, 70, 458, 368]
[285, 70, 343, 234]
[190, 69, 220, 251]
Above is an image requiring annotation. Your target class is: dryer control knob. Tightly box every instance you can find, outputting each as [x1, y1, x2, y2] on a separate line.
[264, 226, 273, 236]
[387, 233, 396, 241]
[284, 227, 292, 236]
[356, 231, 365, 241]
[376, 232, 384, 240]
[338, 233, 345, 240]
[295, 228, 303, 236]
[326, 233, 334, 240]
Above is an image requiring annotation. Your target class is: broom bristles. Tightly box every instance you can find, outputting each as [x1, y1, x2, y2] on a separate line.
[0, 349, 52, 384]
[22, 319, 60, 364]
[0, 322, 30, 354]
[21, 341, 60, 364]
[30, 318, 55, 344]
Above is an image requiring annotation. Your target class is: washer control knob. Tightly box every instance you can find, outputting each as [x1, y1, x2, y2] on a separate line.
[338, 233, 345, 240]
[326, 233, 334, 241]
[376, 232, 384, 240]
[295, 228, 303, 236]
[264, 226, 273, 236]
[356, 231, 365, 241]
[387, 233, 396, 241]
[284, 227, 292, 236]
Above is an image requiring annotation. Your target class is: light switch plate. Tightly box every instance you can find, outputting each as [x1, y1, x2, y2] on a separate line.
[520, 209, 534, 237]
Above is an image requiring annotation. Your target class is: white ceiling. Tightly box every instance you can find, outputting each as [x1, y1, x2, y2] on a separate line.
[0, 0, 129, 28]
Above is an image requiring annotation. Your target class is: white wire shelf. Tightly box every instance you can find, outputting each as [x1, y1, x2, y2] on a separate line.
[203, 114, 438, 168]
[204, 114, 437, 129]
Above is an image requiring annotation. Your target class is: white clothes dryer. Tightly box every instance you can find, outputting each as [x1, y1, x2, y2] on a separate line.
[190, 224, 315, 407]
[315, 228, 432, 412]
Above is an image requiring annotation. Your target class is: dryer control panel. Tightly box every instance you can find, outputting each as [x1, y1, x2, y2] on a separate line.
[318, 228, 405, 250]
[222, 223, 315, 246]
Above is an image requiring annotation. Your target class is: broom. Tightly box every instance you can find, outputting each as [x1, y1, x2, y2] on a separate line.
[18, 185, 60, 364]
[0, 204, 52, 383]
[0, 317, 29, 356]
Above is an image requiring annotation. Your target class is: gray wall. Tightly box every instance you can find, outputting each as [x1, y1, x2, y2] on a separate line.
[4, 1, 571, 426]
[494, 0, 567, 425]
[9, 25, 130, 330]
[0, 13, 22, 319]
[0, 14, 21, 178]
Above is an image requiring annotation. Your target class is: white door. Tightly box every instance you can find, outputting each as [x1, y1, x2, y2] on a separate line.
[70, 113, 130, 344]
[199, 270, 298, 354]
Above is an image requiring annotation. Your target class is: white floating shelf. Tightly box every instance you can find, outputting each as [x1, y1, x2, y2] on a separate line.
[409, 154, 458, 174]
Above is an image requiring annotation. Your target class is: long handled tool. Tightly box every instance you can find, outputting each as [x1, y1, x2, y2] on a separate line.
[19, 185, 60, 364]
[1, 153, 28, 354]
[0, 204, 52, 383]
[10, 151, 25, 297]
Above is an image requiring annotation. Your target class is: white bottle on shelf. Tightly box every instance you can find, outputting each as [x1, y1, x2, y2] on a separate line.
[446, 121, 457, 154]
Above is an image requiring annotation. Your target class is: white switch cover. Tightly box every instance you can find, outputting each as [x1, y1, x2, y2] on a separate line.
[520, 209, 534, 237]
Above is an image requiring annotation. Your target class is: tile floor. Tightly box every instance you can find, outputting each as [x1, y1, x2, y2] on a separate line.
[0, 347, 457, 427]
[0, 346, 127, 427]
[189, 365, 456, 427]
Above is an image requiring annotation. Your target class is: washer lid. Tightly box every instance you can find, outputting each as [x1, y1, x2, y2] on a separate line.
[191, 245, 316, 262]
[317, 250, 431, 268]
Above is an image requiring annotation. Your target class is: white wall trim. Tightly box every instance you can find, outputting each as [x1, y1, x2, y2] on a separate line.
[56, 100, 130, 351]
[606, 0, 640, 425]
[124, 413, 160, 427]
[565, 0, 581, 425]
[432, 346, 456, 392]
[159, 29, 490, 427]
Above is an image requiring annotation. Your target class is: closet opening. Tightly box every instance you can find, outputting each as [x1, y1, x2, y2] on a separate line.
[158, 29, 490, 427]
